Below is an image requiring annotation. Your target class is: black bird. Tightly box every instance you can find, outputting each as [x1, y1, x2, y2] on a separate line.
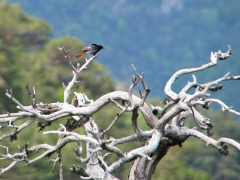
[76, 44, 104, 59]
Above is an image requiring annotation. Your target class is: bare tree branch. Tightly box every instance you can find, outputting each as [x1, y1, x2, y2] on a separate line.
[164, 45, 232, 101]
[1, 45, 240, 180]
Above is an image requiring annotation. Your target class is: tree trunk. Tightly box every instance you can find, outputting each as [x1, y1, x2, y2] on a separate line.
[128, 138, 170, 180]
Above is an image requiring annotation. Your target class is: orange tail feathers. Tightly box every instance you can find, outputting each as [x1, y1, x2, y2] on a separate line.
[76, 50, 88, 59]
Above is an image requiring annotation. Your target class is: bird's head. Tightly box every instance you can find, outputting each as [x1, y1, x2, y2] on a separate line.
[91, 44, 104, 49]
[99, 45, 104, 49]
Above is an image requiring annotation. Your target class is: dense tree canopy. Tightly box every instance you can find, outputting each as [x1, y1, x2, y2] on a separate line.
[8, 0, 240, 109]
[1, 1, 240, 180]
[0, 0, 51, 111]
[0, 1, 115, 113]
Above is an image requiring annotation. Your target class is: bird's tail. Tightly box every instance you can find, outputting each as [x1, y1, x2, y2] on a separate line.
[76, 50, 88, 59]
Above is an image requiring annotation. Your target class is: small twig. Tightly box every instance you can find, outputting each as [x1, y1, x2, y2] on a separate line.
[32, 87, 37, 109]
[0, 161, 18, 177]
[101, 143, 124, 158]
[204, 98, 240, 116]
[98, 156, 110, 171]
[58, 150, 63, 180]
[0, 118, 35, 142]
[5, 91, 38, 115]
[61, 47, 97, 104]
[59, 47, 77, 73]
[103, 153, 111, 160]
[0, 145, 9, 154]
[108, 98, 125, 110]
[132, 64, 151, 106]
[59, 124, 67, 132]
[218, 45, 233, 60]
[129, 74, 140, 107]
[25, 82, 32, 97]
[138, 85, 143, 98]
[50, 157, 59, 173]
[43, 128, 99, 145]
[25, 82, 37, 109]
[101, 108, 126, 137]
[180, 74, 198, 93]
[78, 147, 102, 163]
[62, 82, 66, 89]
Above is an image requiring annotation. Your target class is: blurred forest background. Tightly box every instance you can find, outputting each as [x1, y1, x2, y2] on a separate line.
[1, 0, 240, 179]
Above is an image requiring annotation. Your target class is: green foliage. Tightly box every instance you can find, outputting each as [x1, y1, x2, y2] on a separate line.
[0, 1, 115, 111]
[154, 152, 212, 180]
[0, 0, 51, 112]
[182, 110, 240, 180]
[0, 2, 115, 179]
[1, 1, 240, 179]
[7, 0, 240, 109]
[27, 36, 115, 102]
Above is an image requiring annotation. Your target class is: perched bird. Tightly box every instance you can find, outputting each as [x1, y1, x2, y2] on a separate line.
[76, 44, 104, 59]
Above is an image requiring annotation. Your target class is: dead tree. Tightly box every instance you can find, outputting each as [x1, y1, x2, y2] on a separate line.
[0, 45, 240, 180]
